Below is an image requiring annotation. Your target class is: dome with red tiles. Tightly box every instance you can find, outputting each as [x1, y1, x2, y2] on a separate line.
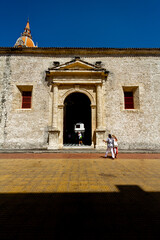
[14, 19, 37, 48]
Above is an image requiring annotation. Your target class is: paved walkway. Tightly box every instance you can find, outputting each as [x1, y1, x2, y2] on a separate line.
[0, 153, 160, 239]
[0, 152, 160, 159]
[0, 153, 160, 193]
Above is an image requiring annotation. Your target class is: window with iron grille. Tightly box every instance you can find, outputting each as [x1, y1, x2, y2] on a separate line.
[22, 91, 32, 108]
[124, 91, 134, 109]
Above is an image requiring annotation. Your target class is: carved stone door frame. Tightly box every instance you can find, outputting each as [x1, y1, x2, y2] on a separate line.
[45, 57, 109, 149]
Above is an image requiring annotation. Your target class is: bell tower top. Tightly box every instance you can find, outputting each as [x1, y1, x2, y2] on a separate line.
[14, 19, 37, 48]
[22, 18, 32, 39]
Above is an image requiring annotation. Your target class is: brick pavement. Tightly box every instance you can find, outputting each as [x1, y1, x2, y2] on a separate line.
[0, 154, 160, 193]
[0, 154, 160, 239]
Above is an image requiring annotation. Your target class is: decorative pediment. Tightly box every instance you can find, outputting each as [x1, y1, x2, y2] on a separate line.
[46, 57, 109, 85]
[60, 61, 94, 70]
[48, 57, 108, 72]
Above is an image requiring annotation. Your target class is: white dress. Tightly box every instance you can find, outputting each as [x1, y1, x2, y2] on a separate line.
[105, 137, 115, 158]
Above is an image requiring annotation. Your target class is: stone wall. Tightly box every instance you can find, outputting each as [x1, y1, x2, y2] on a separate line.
[0, 55, 52, 149]
[0, 51, 160, 150]
[95, 56, 160, 150]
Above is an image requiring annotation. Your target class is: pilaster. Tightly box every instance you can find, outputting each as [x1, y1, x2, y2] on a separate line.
[48, 84, 60, 149]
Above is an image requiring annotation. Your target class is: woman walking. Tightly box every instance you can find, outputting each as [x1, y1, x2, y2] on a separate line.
[103, 134, 115, 159]
[112, 135, 118, 158]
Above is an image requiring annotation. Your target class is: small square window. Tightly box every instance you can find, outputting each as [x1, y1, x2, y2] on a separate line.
[124, 91, 134, 109]
[22, 91, 32, 108]
[122, 86, 140, 110]
[16, 85, 33, 109]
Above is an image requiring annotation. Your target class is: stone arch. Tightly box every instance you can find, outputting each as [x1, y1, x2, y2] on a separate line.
[63, 91, 92, 146]
[61, 88, 95, 106]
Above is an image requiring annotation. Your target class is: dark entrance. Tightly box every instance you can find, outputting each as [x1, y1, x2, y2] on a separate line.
[63, 92, 91, 145]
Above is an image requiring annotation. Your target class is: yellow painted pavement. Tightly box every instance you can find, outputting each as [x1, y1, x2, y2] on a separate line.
[0, 158, 160, 193]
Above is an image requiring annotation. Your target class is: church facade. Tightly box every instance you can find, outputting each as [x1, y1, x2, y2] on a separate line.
[0, 21, 160, 151]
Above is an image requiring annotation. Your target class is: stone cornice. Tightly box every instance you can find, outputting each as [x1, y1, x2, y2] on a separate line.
[0, 47, 160, 56]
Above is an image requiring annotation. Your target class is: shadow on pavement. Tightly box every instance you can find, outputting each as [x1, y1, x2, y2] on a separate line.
[1, 185, 160, 239]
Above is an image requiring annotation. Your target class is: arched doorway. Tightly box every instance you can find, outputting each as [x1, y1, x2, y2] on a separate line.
[63, 92, 91, 145]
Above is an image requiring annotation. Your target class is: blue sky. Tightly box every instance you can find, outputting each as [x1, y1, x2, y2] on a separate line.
[0, 0, 160, 48]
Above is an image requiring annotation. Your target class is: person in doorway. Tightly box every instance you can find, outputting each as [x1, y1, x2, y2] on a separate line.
[112, 135, 118, 158]
[103, 134, 115, 159]
[78, 131, 83, 146]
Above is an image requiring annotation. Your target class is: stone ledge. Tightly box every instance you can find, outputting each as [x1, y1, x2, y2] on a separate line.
[0, 148, 160, 154]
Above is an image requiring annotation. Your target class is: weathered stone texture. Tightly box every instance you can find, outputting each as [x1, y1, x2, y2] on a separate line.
[0, 55, 52, 149]
[0, 52, 160, 150]
[98, 56, 160, 150]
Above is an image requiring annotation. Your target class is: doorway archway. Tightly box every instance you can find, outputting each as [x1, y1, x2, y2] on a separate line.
[63, 92, 91, 145]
